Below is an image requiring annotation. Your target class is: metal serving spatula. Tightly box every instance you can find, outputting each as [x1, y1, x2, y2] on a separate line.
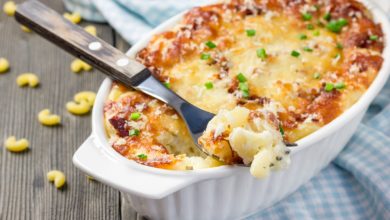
[15, 0, 215, 155]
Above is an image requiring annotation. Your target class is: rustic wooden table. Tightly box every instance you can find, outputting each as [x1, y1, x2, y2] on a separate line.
[0, 0, 139, 219]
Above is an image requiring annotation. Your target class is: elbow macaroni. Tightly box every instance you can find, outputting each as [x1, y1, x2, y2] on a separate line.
[63, 12, 82, 24]
[47, 170, 66, 188]
[66, 100, 90, 115]
[70, 59, 92, 73]
[20, 25, 31, 33]
[66, 91, 96, 115]
[74, 91, 96, 106]
[199, 106, 290, 178]
[3, 1, 16, 16]
[16, 73, 39, 87]
[0, 58, 10, 73]
[84, 25, 97, 36]
[38, 109, 61, 126]
[4, 136, 29, 152]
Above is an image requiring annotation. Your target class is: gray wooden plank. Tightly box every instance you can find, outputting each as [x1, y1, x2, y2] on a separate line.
[0, 0, 121, 219]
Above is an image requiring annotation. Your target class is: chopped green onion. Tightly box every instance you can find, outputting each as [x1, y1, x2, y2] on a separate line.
[242, 90, 249, 98]
[256, 48, 267, 60]
[302, 13, 312, 21]
[200, 53, 211, 60]
[307, 24, 315, 30]
[236, 73, 247, 83]
[130, 112, 141, 120]
[291, 50, 300, 57]
[324, 83, 334, 92]
[323, 13, 331, 21]
[303, 47, 313, 52]
[313, 30, 320, 36]
[238, 82, 249, 98]
[205, 41, 217, 49]
[334, 53, 341, 59]
[299, 34, 308, 40]
[204, 82, 213, 89]
[326, 18, 348, 33]
[129, 129, 140, 136]
[336, 42, 343, 49]
[313, 73, 321, 79]
[334, 82, 346, 89]
[246, 29, 256, 37]
[137, 154, 147, 160]
[239, 82, 249, 91]
[279, 124, 285, 136]
[369, 35, 379, 41]
[163, 82, 171, 89]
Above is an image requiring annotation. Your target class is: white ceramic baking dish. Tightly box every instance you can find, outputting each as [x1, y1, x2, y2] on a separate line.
[73, 1, 390, 219]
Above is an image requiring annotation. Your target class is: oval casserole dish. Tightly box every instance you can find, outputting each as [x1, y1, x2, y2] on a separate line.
[73, 0, 390, 219]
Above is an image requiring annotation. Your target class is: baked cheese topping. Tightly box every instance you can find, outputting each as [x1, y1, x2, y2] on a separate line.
[104, 83, 223, 170]
[104, 0, 384, 176]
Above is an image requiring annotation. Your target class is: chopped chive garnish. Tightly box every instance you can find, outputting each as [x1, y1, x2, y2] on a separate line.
[163, 82, 171, 89]
[279, 124, 285, 136]
[137, 154, 147, 160]
[335, 82, 346, 89]
[238, 82, 249, 98]
[326, 18, 348, 33]
[313, 73, 321, 79]
[130, 112, 141, 120]
[242, 90, 249, 98]
[299, 34, 308, 40]
[246, 29, 256, 37]
[307, 24, 315, 30]
[256, 48, 267, 60]
[336, 42, 343, 49]
[369, 35, 379, 41]
[239, 82, 249, 91]
[303, 47, 313, 52]
[313, 30, 320, 36]
[291, 50, 300, 57]
[205, 82, 214, 89]
[334, 53, 341, 59]
[302, 13, 312, 21]
[205, 41, 217, 49]
[129, 129, 140, 136]
[236, 73, 247, 83]
[324, 83, 334, 92]
[200, 53, 211, 60]
[323, 13, 331, 21]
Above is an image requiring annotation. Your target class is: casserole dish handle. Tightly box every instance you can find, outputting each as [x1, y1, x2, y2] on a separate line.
[73, 135, 202, 200]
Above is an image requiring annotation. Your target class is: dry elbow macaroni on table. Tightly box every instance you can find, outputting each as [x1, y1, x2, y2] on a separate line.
[16, 73, 39, 87]
[1, 1, 98, 190]
[47, 170, 66, 189]
[84, 25, 97, 36]
[66, 91, 96, 115]
[3, 1, 16, 16]
[63, 12, 82, 24]
[71, 59, 92, 73]
[4, 136, 29, 152]
[38, 109, 61, 126]
[0, 58, 10, 73]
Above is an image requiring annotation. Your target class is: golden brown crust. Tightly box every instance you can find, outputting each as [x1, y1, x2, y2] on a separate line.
[106, 0, 384, 168]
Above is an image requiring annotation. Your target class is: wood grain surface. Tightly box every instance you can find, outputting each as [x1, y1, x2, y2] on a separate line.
[0, 0, 138, 219]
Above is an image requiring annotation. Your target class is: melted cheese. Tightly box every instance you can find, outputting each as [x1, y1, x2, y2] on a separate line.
[105, 0, 384, 176]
